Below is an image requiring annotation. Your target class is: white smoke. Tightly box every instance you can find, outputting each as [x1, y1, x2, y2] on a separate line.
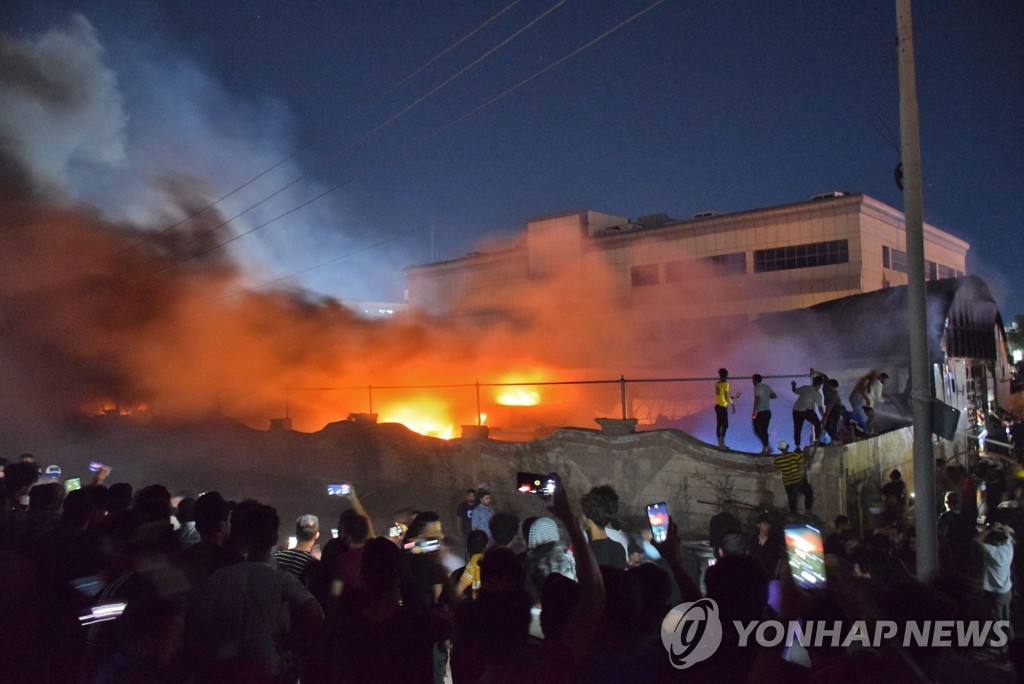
[0, 15, 127, 201]
[1, 13, 402, 301]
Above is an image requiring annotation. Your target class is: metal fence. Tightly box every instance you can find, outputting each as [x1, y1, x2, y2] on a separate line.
[222, 373, 813, 449]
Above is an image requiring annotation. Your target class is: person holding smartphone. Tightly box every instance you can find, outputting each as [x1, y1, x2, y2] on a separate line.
[580, 485, 627, 569]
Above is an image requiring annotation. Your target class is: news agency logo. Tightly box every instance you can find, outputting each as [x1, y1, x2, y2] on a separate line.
[658, 600, 1013, 665]
[660, 598, 723, 669]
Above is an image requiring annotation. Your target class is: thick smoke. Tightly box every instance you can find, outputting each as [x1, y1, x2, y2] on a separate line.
[0, 16, 662, 438]
[0, 16, 905, 451]
[0, 17, 470, 434]
[0, 16, 126, 203]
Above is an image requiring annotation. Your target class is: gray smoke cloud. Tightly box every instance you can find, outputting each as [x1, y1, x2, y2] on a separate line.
[0, 15, 126, 203]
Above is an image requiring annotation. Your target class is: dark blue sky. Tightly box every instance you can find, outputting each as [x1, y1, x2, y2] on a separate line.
[6, 1, 1023, 315]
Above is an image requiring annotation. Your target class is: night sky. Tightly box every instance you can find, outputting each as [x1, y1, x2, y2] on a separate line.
[4, 1, 1022, 316]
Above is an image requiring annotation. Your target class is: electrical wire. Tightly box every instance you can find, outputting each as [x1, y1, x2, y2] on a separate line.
[118, 0, 523, 251]
[149, 0, 667, 280]
[149, 0, 569, 262]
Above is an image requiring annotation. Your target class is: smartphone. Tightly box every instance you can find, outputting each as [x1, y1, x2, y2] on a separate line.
[327, 483, 352, 496]
[89, 461, 107, 472]
[404, 537, 440, 553]
[388, 523, 404, 538]
[785, 523, 827, 589]
[70, 575, 105, 598]
[287, 536, 298, 549]
[646, 502, 669, 543]
[516, 472, 556, 498]
[65, 477, 82, 493]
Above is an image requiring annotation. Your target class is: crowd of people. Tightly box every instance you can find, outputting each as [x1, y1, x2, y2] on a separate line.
[714, 368, 893, 455]
[4, 449, 1024, 683]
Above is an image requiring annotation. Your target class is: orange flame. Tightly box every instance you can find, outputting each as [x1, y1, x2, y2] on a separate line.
[496, 387, 541, 406]
[494, 370, 547, 407]
[377, 397, 455, 439]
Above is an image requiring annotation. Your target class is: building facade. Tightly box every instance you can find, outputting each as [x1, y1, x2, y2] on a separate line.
[406, 192, 968, 318]
[405, 192, 970, 368]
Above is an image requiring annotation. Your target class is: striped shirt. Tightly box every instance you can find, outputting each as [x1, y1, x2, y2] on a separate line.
[273, 548, 317, 583]
[773, 451, 806, 486]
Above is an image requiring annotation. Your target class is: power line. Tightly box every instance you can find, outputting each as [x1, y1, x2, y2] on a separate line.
[147, 0, 667, 278]
[421, 0, 668, 144]
[119, 1, 523, 251]
[149, 0, 568, 263]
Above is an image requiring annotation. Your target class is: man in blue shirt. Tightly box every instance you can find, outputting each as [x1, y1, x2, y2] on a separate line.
[470, 489, 493, 541]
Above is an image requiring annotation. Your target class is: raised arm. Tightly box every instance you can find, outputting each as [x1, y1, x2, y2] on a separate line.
[651, 516, 702, 603]
[547, 473, 605, 665]
[345, 486, 376, 539]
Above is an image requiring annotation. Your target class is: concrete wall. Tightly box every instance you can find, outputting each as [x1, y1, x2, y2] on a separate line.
[462, 427, 814, 538]
[461, 425, 944, 543]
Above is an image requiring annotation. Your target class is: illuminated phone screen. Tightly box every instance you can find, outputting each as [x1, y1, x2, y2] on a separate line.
[646, 502, 669, 543]
[785, 524, 826, 589]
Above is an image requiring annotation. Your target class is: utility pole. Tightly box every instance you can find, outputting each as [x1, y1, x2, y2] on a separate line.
[896, 0, 937, 580]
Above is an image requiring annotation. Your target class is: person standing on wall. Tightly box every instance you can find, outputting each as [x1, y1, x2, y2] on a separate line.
[773, 442, 814, 516]
[714, 368, 738, 450]
[865, 371, 889, 436]
[752, 374, 778, 454]
[791, 375, 824, 451]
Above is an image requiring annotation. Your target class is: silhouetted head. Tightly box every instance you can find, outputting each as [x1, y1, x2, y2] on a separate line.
[489, 512, 520, 546]
[581, 485, 619, 527]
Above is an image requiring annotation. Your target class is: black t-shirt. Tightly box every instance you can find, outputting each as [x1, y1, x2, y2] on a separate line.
[708, 512, 742, 553]
[335, 605, 451, 684]
[179, 540, 244, 588]
[590, 538, 627, 569]
[881, 480, 907, 503]
[456, 501, 477, 537]
[400, 552, 450, 609]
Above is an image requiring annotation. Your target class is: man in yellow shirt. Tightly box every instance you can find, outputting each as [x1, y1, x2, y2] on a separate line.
[714, 368, 738, 449]
[773, 443, 813, 515]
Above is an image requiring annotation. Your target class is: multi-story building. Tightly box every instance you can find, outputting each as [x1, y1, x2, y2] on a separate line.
[404, 192, 970, 362]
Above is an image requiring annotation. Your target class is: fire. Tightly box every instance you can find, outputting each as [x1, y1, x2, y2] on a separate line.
[494, 371, 547, 406]
[496, 388, 541, 406]
[377, 397, 455, 440]
[80, 399, 147, 417]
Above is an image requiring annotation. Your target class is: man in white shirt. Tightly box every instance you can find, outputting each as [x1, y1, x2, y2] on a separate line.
[791, 375, 824, 451]
[752, 374, 778, 454]
[865, 372, 889, 435]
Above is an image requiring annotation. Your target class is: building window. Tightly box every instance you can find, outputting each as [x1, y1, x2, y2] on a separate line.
[631, 264, 659, 286]
[753, 240, 849, 273]
[664, 260, 687, 283]
[707, 251, 747, 275]
[883, 246, 891, 269]
[938, 264, 957, 279]
[927, 260, 937, 280]
[891, 248, 908, 273]
[664, 253, 746, 282]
